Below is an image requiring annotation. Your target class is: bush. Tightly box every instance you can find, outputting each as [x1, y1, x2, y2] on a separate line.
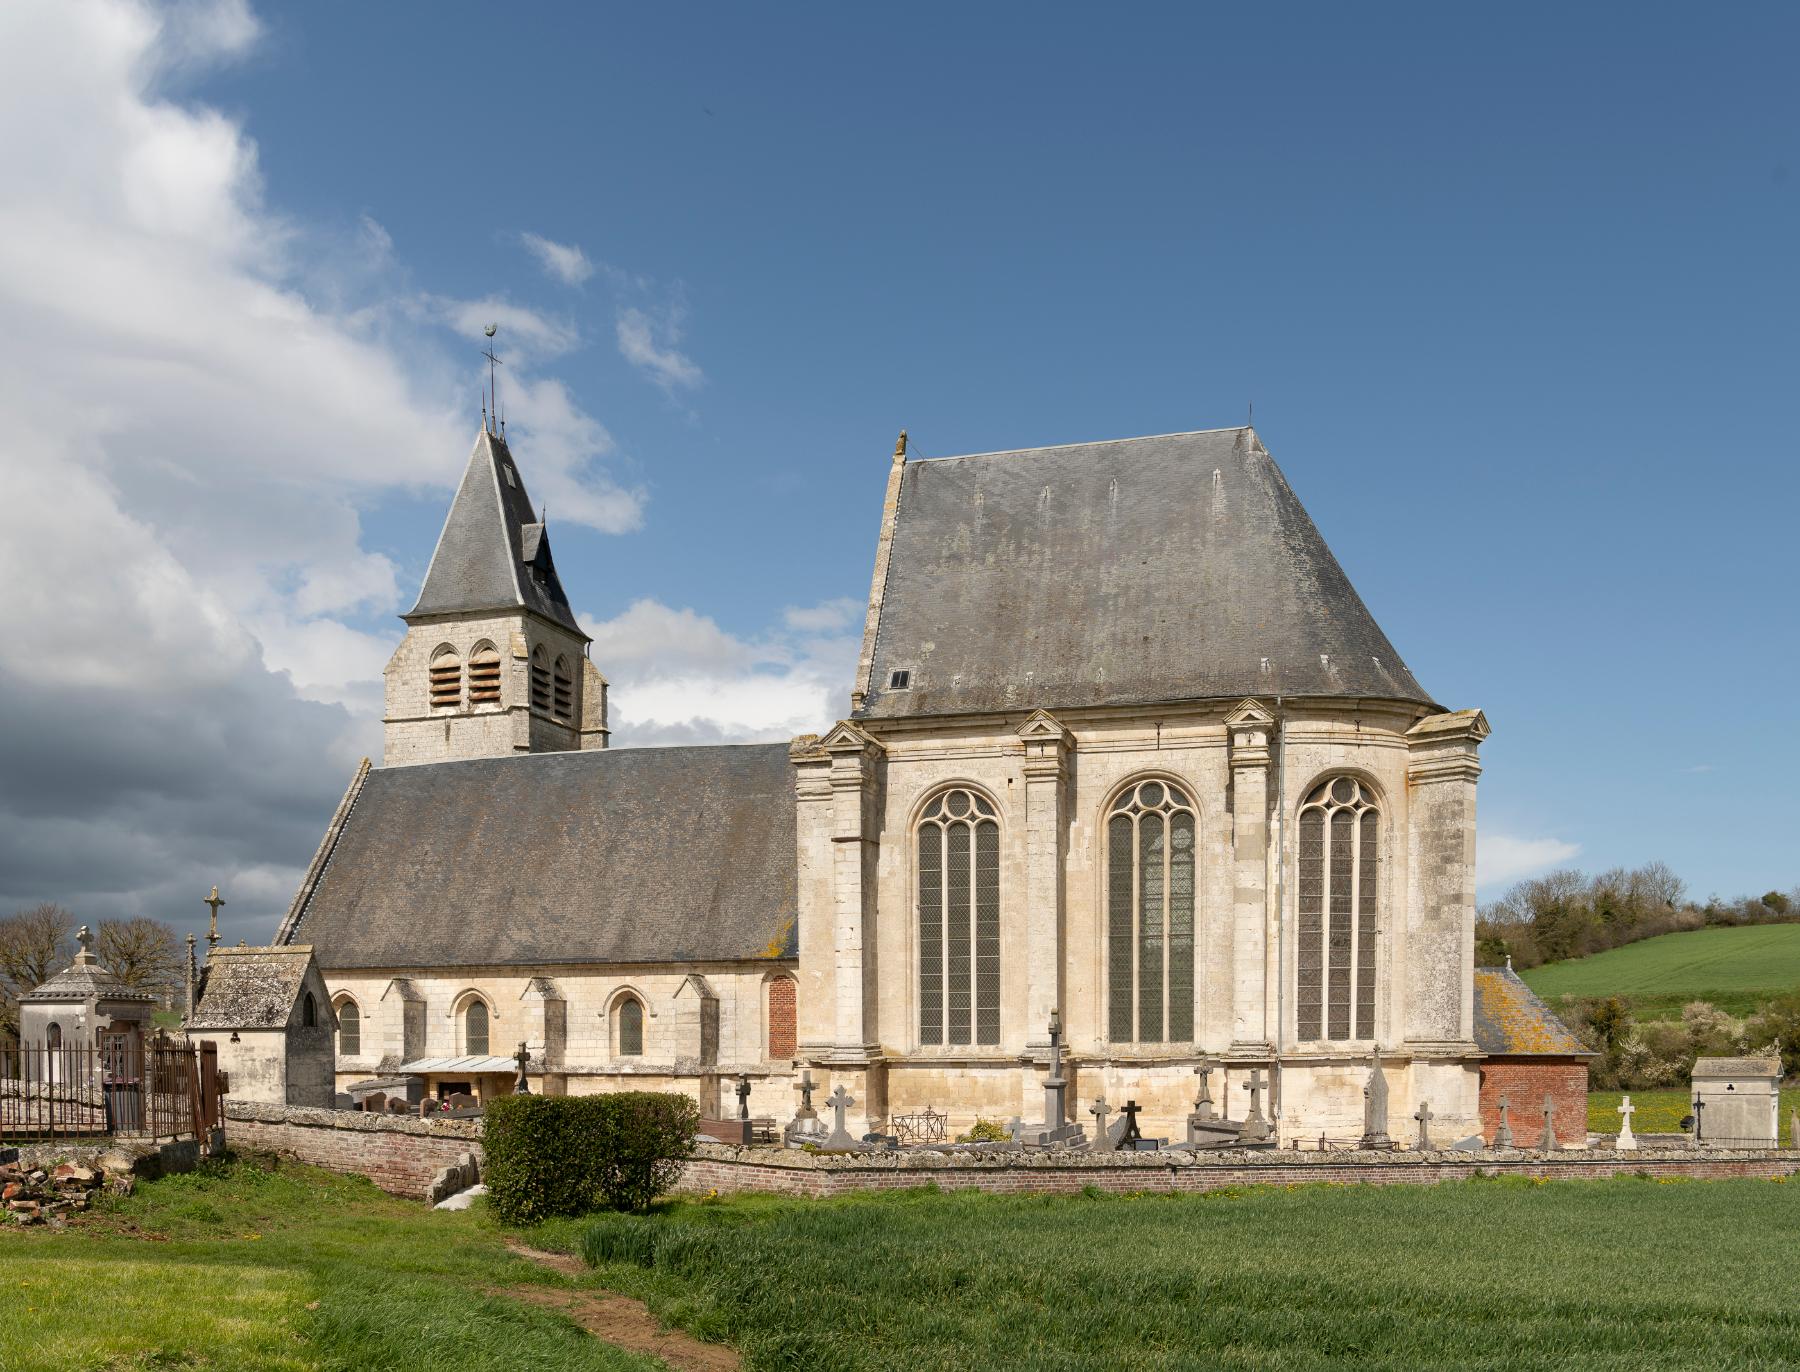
[956, 1118, 1012, 1144]
[484, 1091, 699, 1224]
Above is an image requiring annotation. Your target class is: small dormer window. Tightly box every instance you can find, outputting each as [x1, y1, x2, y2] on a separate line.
[889, 670, 911, 690]
[502, 464, 517, 488]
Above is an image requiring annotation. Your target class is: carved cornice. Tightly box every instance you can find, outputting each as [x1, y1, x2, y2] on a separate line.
[1017, 708, 1072, 780]
[1226, 697, 1277, 771]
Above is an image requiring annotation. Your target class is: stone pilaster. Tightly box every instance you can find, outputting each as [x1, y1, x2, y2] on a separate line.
[1226, 699, 1277, 1056]
[821, 721, 884, 1062]
[517, 976, 566, 1069]
[1017, 710, 1072, 1048]
[1403, 709, 1490, 1055]
[377, 978, 425, 1073]
[789, 735, 835, 1058]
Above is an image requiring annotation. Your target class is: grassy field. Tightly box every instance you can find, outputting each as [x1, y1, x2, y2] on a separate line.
[1522, 924, 1800, 1017]
[1586, 1088, 1792, 1138]
[0, 1154, 656, 1372]
[13, 1156, 1800, 1370]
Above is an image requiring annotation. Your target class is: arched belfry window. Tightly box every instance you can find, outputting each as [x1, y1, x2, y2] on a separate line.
[552, 655, 573, 721]
[617, 996, 644, 1057]
[429, 646, 462, 709]
[1107, 780, 1196, 1044]
[336, 999, 360, 1058]
[1297, 777, 1380, 1042]
[917, 788, 1000, 1047]
[529, 646, 551, 714]
[467, 642, 501, 704]
[463, 998, 490, 1056]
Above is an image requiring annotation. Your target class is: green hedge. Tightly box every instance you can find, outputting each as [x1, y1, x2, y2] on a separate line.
[484, 1091, 699, 1223]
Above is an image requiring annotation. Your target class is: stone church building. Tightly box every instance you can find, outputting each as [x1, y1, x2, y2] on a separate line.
[277, 421, 1494, 1143]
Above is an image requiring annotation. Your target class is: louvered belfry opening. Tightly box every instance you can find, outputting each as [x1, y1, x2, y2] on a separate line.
[1106, 780, 1196, 1043]
[529, 646, 551, 713]
[428, 647, 462, 709]
[917, 788, 1000, 1047]
[467, 642, 501, 704]
[1297, 776, 1380, 1042]
[552, 655, 574, 721]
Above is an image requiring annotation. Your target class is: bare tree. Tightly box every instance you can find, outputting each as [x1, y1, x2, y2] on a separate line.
[0, 903, 76, 1038]
[96, 917, 181, 994]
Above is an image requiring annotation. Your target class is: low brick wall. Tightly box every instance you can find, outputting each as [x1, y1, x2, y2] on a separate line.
[680, 1141, 1800, 1199]
[225, 1101, 483, 1198]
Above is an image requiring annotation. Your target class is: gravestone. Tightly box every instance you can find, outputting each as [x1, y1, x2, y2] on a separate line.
[1360, 1055, 1390, 1149]
[1690, 1056, 1780, 1147]
[784, 1068, 826, 1145]
[1413, 1100, 1434, 1151]
[1616, 1095, 1637, 1151]
[1537, 1094, 1558, 1153]
[1013, 1012, 1085, 1146]
[736, 1073, 753, 1122]
[820, 1085, 860, 1152]
[1117, 1100, 1144, 1150]
[1089, 1097, 1112, 1151]
[1791, 1110, 1799, 1151]
[1239, 1068, 1271, 1144]
[1493, 1094, 1514, 1148]
[513, 1042, 531, 1096]
[1192, 1062, 1217, 1122]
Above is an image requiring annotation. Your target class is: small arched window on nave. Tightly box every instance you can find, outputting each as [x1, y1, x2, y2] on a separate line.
[464, 998, 490, 1056]
[1106, 780, 1196, 1044]
[617, 996, 644, 1057]
[917, 788, 1000, 1047]
[1297, 776, 1380, 1042]
[428, 646, 462, 709]
[336, 1000, 360, 1058]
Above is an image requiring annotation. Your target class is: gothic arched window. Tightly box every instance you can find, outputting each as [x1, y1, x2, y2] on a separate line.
[529, 646, 551, 713]
[336, 999, 360, 1058]
[429, 646, 462, 709]
[616, 996, 644, 1057]
[1297, 776, 1380, 1042]
[302, 992, 317, 1028]
[917, 788, 1000, 1047]
[1107, 780, 1196, 1043]
[463, 998, 490, 1056]
[467, 641, 501, 704]
[552, 655, 574, 721]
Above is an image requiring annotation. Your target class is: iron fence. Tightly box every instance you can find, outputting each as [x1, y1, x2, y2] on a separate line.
[0, 1035, 222, 1142]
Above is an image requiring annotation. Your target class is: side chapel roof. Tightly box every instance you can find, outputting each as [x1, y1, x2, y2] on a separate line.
[281, 743, 799, 970]
[1472, 966, 1594, 1058]
[407, 428, 585, 637]
[188, 945, 322, 1029]
[856, 427, 1436, 719]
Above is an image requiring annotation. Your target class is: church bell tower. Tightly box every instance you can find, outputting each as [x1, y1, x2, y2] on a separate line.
[381, 426, 609, 766]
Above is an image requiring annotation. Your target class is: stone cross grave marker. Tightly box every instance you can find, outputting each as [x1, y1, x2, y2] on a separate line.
[1538, 1094, 1558, 1153]
[736, 1073, 753, 1122]
[1413, 1100, 1434, 1151]
[822, 1085, 859, 1151]
[1616, 1095, 1637, 1150]
[1241, 1068, 1271, 1143]
[1089, 1098, 1111, 1150]
[1118, 1100, 1144, 1150]
[795, 1068, 816, 1113]
[783, 1068, 824, 1146]
[1494, 1094, 1514, 1148]
[1043, 1009, 1068, 1129]
[514, 1041, 531, 1096]
[1193, 1061, 1217, 1121]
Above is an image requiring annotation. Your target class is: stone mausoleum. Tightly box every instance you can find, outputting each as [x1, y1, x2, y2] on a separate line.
[278, 419, 1518, 1144]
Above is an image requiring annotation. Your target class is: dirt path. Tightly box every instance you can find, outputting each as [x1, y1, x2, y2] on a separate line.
[502, 1241, 741, 1372]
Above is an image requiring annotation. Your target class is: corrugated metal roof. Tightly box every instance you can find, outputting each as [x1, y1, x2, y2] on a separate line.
[398, 1055, 518, 1074]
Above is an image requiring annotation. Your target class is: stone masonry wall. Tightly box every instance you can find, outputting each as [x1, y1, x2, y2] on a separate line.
[225, 1101, 482, 1198]
[1478, 1059, 1589, 1146]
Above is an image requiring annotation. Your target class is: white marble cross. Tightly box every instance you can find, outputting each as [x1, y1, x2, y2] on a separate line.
[1616, 1095, 1637, 1151]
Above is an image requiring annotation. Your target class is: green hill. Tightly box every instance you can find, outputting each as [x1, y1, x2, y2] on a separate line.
[1520, 924, 1800, 1020]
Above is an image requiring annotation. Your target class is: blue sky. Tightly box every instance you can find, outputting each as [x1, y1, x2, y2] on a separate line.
[1, 2, 1795, 938]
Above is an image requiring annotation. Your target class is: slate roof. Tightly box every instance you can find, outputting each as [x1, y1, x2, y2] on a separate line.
[407, 428, 584, 637]
[1472, 967, 1593, 1057]
[856, 427, 1434, 719]
[23, 958, 153, 1004]
[189, 945, 320, 1029]
[282, 744, 799, 970]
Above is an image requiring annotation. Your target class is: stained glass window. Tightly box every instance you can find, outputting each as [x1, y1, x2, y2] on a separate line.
[1106, 781, 1197, 1042]
[917, 789, 1000, 1047]
[1296, 777, 1380, 1042]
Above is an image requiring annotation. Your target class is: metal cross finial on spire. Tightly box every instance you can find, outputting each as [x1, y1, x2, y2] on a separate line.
[204, 886, 225, 949]
[482, 323, 502, 434]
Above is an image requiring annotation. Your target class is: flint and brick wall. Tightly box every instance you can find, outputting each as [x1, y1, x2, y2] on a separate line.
[225, 1101, 482, 1198]
[679, 1141, 1799, 1199]
[1477, 1059, 1589, 1146]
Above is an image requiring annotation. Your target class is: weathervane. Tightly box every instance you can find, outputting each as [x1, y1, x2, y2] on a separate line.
[204, 885, 226, 949]
[482, 323, 503, 435]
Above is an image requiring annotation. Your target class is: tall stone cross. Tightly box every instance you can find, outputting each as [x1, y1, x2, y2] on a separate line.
[1413, 1100, 1434, 1150]
[827, 1085, 854, 1136]
[795, 1068, 816, 1112]
[1193, 1061, 1216, 1121]
[514, 1041, 531, 1095]
[1241, 1068, 1271, 1143]
[1538, 1094, 1558, 1153]
[203, 886, 226, 949]
[1494, 1094, 1514, 1148]
[736, 1073, 753, 1121]
[1089, 1097, 1110, 1146]
[1043, 1009, 1068, 1128]
[1118, 1100, 1143, 1149]
[1616, 1095, 1637, 1150]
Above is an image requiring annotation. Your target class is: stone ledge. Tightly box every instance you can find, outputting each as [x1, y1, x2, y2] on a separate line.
[224, 1100, 484, 1141]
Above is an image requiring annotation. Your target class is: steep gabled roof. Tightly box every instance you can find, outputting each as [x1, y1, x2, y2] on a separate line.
[1473, 967, 1593, 1057]
[189, 945, 321, 1030]
[407, 428, 585, 637]
[281, 743, 799, 970]
[855, 427, 1435, 719]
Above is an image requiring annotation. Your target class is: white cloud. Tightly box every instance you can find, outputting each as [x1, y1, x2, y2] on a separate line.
[520, 231, 594, 286]
[0, 0, 636, 938]
[616, 304, 703, 393]
[585, 598, 858, 746]
[1477, 833, 1583, 890]
[783, 597, 864, 634]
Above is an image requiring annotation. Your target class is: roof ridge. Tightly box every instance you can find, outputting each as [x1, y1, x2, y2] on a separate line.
[913, 425, 1253, 465]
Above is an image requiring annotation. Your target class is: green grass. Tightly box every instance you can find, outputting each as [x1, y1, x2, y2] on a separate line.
[0, 1153, 659, 1372]
[1587, 1089, 1794, 1138]
[1522, 924, 1800, 1013]
[556, 1182, 1800, 1370]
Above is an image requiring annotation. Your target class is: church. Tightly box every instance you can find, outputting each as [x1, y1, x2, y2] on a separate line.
[275, 419, 1503, 1144]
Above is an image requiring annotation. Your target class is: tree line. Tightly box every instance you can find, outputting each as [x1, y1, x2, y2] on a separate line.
[1475, 862, 1800, 970]
[0, 902, 182, 1040]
